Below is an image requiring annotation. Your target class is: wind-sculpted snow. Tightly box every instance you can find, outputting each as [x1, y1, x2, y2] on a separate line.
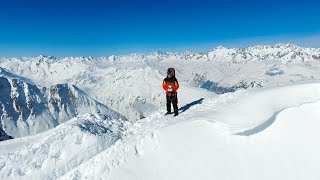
[104, 83, 320, 180]
[0, 114, 126, 179]
[194, 83, 320, 134]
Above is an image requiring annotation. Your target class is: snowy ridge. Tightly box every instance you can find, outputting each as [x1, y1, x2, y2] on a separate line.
[206, 43, 320, 63]
[0, 72, 125, 138]
[1, 43, 320, 63]
[1, 83, 320, 179]
[0, 67, 33, 84]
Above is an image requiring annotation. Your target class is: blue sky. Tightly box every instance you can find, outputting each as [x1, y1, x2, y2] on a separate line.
[0, 0, 319, 57]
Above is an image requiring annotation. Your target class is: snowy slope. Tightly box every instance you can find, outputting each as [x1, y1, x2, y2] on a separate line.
[75, 83, 320, 180]
[1, 83, 320, 179]
[0, 70, 125, 138]
[0, 113, 126, 179]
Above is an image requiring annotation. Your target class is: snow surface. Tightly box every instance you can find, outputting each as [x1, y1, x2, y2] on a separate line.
[1, 83, 320, 179]
[0, 113, 126, 179]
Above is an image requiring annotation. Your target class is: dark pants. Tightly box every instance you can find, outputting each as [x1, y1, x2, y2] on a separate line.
[166, 94, 178, 114]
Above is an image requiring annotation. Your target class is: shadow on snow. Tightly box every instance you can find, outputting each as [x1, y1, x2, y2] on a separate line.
[179, 98, 204, 113]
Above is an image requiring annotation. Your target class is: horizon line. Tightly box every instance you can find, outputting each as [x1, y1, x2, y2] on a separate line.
[1, 42, 319, 59]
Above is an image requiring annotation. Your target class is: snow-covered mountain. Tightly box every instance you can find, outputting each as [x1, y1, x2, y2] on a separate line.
[0, 129, 12, 141]
[0, 68, 125, 138]
[1, 44, 320, 121]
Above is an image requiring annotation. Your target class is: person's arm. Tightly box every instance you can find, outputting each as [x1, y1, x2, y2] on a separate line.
[162, 80, 168, 91]
[173, 79, 179, 91]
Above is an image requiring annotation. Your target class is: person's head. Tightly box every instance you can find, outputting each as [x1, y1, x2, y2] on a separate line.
[167, 68, 175, 78]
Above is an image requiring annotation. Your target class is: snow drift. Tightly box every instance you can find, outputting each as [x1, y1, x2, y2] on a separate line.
[0, 113, 126, 179]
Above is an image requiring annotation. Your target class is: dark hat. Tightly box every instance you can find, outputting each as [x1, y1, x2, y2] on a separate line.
[167, 67, 175, 77]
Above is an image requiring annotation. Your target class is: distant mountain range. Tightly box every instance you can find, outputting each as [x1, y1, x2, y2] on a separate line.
[2, 43, 320, 62]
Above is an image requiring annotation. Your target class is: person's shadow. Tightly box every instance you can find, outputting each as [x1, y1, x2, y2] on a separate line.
[179, 98, 204, 113]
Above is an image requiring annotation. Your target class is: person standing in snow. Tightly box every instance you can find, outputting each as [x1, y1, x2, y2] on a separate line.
[162, 67, 179, 116]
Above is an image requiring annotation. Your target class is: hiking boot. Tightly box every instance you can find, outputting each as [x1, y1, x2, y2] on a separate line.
[165, 112, 172, 115]
[174, 112, 179, 116]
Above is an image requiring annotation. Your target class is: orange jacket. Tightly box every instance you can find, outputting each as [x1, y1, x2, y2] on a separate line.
[162, 77, 179, 96]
